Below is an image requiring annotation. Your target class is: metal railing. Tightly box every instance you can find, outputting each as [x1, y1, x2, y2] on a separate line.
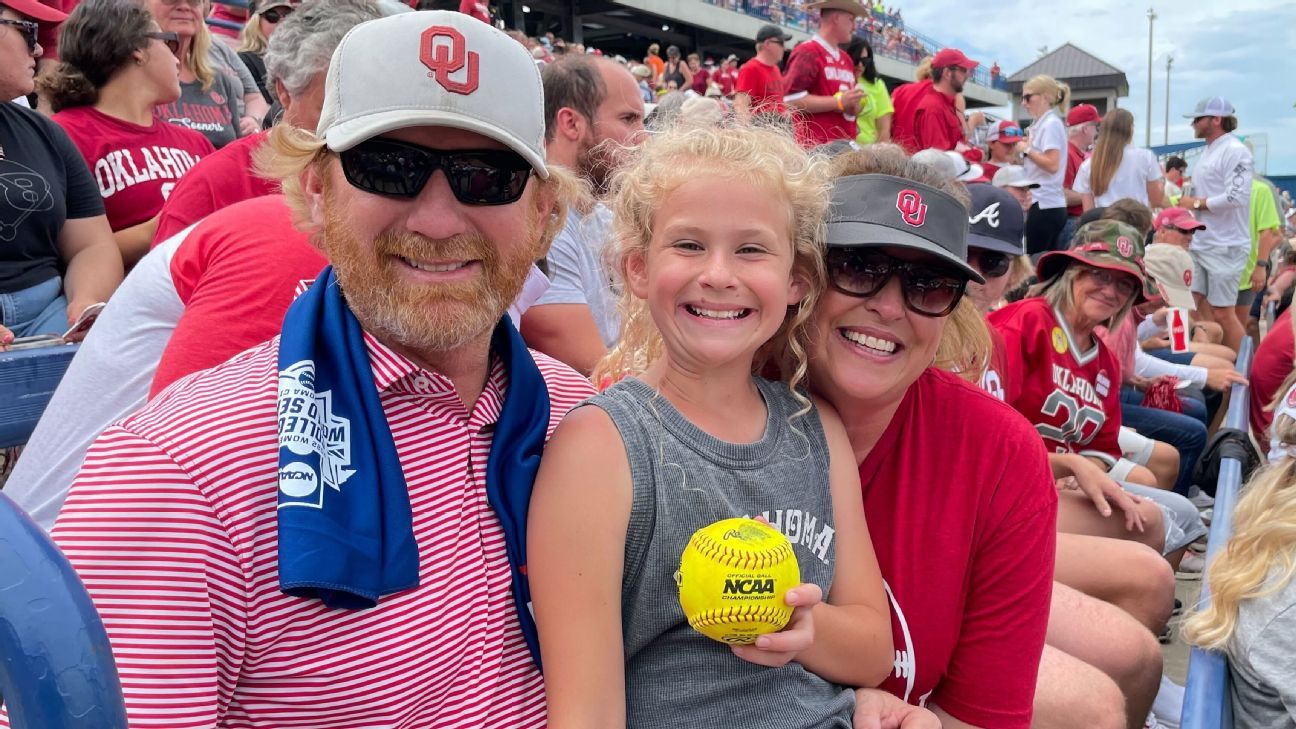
[696, 0, 1004, 88]
[1180, 335, 1254, 729]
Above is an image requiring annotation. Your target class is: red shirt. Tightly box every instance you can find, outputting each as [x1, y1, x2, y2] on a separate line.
[458, 0, 490, 23]
[40, 331, 594, 728]
[52, 106, 214, 232]
[783, 35, 858, 146]
[1064, 141, 1086, 217]
[1251, 308, 1293, 436]
[979, 326, 1019, 403]
[735, 58, 786, 114]
[153, 131, 276, 244]
[718, 67, 739, 96]
[151, 194, 326, 397]
[989, 297, 1124, 460]
[861, 368, 1055, 727]
[207, 3, 244, 39]
[889, 79, 931, 153]
[910, 85, 963, 152]
[691, 67, 710, 95]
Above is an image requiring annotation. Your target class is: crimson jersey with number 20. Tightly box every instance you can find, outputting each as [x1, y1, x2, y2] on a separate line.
[988, 297, 1123, 460]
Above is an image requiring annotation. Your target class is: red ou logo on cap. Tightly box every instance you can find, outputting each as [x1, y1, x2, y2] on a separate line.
[1116, 236, 1134, 258]
[420, 26, 480, 95]
[896, 189, 928, 227]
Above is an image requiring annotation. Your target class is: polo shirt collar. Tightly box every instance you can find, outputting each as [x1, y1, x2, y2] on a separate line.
[812, 33, 840, 60]
[362, 329, 506, 409]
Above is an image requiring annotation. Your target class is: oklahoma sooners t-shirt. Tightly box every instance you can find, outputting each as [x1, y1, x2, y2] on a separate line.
[52, 106, 214, 232]
[989, 297, 1123, 461]
[860, 368, 1055, 728]
[783, 35, 858, 146]
[156, 75, 243, 149]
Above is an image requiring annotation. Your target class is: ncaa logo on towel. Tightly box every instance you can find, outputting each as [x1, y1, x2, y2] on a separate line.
[277, 360, 356, 509]
[896, 189, 928, 227]
[420, 26, 480, 95]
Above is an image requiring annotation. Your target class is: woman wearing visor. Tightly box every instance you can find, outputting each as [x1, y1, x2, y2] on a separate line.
[796, 145, 1055, 728]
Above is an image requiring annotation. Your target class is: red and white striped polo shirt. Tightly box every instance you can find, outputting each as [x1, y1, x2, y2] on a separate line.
[17, 333, 594, 729]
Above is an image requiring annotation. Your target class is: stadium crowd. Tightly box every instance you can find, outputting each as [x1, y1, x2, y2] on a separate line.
[2, 0, 1296, 727]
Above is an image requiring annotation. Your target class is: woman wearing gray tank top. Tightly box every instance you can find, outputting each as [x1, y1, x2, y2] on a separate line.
[528, 125, 895, 729]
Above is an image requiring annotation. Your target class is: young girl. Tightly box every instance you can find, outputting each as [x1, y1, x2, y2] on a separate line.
[1184, 378, 1296, 728]
[527, 125, 893, 728]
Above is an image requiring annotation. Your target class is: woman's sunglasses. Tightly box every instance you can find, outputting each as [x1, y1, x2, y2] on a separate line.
[339, 137, 534, 206]
[0, 18, 39, 53]
[261, 6, 293, 23]
[826, 247, 969, 317]
[144, 30, 180, 55]
[967, 249, 1012, 279]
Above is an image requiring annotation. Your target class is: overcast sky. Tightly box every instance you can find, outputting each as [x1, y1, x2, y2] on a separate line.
[900, 1, 1296, 176]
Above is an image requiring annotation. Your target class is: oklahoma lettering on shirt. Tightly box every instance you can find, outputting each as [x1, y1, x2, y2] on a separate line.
[860, 368, 1055, 728]
[783, 34, 858, 146]
[28, 335, 595, 729]
[989, 297, 1123, 461]
[52, 106, 214, 231]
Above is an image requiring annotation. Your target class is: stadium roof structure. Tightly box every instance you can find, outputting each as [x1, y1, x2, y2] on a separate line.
[1006, 43, 1129, 96]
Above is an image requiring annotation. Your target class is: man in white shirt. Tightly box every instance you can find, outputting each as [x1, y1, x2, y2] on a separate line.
[1177, 97, 1253, 352]
[521, 56, 645, 374]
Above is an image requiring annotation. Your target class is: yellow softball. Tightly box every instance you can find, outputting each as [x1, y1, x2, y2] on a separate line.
[675, 517, 800, 645]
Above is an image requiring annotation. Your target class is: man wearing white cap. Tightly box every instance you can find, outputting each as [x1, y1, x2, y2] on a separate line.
[992, 164, 1039, 213]
[41, 12, 591, 728]
[1177, 96, 1253, 351]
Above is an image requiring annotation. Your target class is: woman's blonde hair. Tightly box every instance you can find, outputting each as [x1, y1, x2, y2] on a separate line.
[237, 10, 268, 55]
[1029, 263, 1135, 332]
[593, 123, 831, 402]
[187, 6, 216, 91]
[1089, 108, 1135, 198]
[1184, 413, 1296, 649]
[1024, 74, 1070, 111]
[935, 298, 993, 382]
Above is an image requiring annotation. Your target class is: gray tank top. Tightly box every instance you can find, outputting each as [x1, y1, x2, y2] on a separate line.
[585, 376, 852, 729]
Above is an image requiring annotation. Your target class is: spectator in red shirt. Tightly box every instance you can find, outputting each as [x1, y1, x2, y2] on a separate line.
[1060, 103, 1101, 247]
[889, 55, 931, 151]
[909, 47, 977, 153]
[783, 0, 867, 146]
[687, 52, 708, 94]
[807, 146, 1055, 728]
[734, 23, 790, 118]
[457, 0, 488, 23]
[718, 54, 739, 96]
[44, 0, 214, 266]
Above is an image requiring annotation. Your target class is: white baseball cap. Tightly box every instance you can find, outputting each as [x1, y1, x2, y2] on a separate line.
[1183, 96, 1235, 119]
[316, 11, 548, 177]
[1143, 243, 1196, 309]
[991, 165, 1039, 189]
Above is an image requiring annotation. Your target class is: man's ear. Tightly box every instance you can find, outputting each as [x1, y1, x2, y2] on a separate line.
[554, 107, 588, 144]
[301, 162, 328, 229]
[274, 78, 292, 110]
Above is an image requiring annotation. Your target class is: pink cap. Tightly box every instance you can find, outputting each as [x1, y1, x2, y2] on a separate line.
[1154, 207, 1207, 232]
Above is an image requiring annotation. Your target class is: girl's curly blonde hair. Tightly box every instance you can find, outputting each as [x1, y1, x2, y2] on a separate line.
[592, 123, 832, 404]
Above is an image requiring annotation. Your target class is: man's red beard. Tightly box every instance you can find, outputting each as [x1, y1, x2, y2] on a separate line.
[318, 183, 540, 354]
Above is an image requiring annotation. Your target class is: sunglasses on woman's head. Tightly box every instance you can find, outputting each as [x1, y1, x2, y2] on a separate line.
[144, 30, 180, 55]
[261, 6, 293, 23]
[0, 18, 39, 53]
[826, 247, 969, 317]
[967, 249, 1012, 279]
[339, 137, 534, 206]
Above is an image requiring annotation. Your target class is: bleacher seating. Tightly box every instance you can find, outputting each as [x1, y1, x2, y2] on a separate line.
[0, 344, 79, 449]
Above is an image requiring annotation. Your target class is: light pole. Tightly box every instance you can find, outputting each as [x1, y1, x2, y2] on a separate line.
[1164, 55, 1173, 145]
[1146, 8, 1156, 147]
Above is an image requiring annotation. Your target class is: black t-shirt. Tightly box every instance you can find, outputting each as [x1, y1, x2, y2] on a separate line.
[0, 102, 105, 293]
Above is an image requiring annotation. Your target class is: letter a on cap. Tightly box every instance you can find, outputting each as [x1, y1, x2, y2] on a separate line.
[421, 26, 480, 95]
[896, 189, 928, 227]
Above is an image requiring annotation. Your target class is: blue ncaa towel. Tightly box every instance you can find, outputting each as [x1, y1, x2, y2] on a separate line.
[275, 267, 551, 666]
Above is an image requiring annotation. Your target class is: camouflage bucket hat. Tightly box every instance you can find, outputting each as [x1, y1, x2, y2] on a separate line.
[1036, 220, 1157, 303]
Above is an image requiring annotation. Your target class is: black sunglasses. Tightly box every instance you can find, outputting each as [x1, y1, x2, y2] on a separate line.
[1171, 226, 1198, 236]
[1, 18, 39, 53]
[144, 30, 180, 55]
[261, 6, 293, 23]
[826, 247, 969, 317]
[967, 249, 1012, 279]
[339, 137, 534, 205]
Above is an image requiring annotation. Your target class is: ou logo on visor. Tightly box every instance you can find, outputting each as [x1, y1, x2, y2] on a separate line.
[420, 26, 480, 95]
[896, 189, 928, 227]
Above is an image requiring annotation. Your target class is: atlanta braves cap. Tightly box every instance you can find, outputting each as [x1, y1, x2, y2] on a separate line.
[316, 11, 547, 177]
[826, 174, 984, 283]
[966, 183, 1025, 256]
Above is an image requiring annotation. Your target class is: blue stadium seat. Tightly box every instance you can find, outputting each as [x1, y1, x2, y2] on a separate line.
[0, 344, 79, 448]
